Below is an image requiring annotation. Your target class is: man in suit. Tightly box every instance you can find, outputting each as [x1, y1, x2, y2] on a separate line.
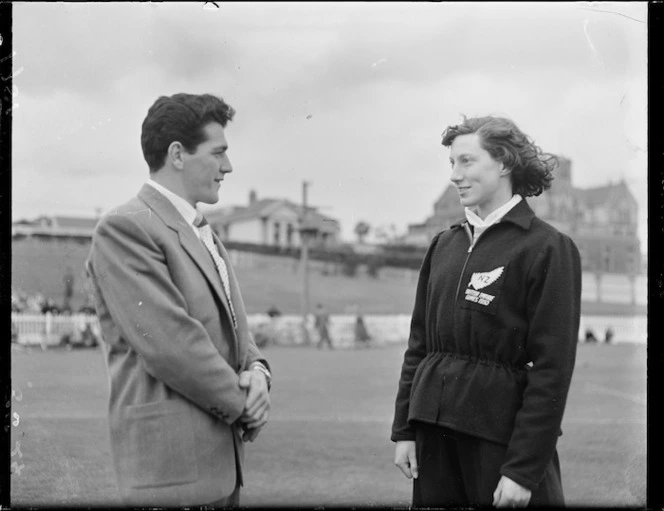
[86, 93, 272, 507]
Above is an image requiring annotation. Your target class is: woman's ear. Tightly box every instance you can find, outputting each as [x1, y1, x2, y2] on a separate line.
[500, 165, 512, 177]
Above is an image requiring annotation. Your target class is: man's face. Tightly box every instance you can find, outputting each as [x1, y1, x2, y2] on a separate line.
[181, 122, 233, 206]
[448, 133, 509, 218]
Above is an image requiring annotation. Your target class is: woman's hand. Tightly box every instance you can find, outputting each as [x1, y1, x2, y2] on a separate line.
[394, 440, 418, 479]
[493, 475, 531, 507]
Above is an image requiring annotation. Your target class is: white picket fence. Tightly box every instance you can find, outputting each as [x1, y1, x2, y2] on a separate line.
[248, 314, 413, 348]
[578, 315, 647, 344]
[11, 312, 646, 348]
[249, 314, 647, 347]
[11, 313, 101, 347]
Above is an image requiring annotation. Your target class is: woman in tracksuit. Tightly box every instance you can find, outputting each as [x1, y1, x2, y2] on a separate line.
[392, 115, 581, 508]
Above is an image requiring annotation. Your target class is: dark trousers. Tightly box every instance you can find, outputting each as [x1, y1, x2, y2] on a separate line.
[317, 328, 333, 349]
[413, 423, 564, 508]
[205, 485, 240, 509]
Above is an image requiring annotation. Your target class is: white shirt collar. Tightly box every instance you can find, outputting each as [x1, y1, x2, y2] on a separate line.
[465, 194, 522, 229]
[146, 179, 198, 228]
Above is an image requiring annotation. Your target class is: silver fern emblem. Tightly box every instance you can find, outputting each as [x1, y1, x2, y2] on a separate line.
[469, 266, 504, 290]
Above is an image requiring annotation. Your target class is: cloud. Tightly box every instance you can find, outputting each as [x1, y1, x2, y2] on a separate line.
[198, 1, 643, 125]
[15, 2, 644, 118]
[15, 3, 154, 97]
[14, 3, 243, 98]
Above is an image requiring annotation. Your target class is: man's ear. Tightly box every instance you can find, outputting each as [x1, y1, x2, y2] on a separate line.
[168, 141, 186, 170]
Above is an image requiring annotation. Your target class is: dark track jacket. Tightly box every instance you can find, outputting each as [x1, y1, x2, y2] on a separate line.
[391, 199, 581, 491]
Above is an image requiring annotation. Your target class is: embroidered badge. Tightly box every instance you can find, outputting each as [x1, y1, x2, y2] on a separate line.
[465, 266, 504, 306]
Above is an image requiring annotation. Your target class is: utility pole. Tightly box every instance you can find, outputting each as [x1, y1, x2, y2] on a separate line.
[299, 181, 312, 345]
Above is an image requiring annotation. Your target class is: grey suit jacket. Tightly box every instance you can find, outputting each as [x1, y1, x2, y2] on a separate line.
[86, 184, 268, 506]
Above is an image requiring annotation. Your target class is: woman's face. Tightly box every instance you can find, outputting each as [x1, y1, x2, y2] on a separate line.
[448, 133, 513, 218]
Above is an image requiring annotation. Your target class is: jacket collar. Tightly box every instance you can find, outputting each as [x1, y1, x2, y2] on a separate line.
[144, 179, 198, 228]
[497, 198, 536, 230]
[450, 198, 535, 231]
[137, 183, 193, 233]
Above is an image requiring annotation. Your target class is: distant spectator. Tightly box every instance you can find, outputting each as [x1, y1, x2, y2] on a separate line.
[63, 266, 75, 312]
[314, 303, 334, 350]
[60, 328, 79, 350]
[78, 304, 97, 315]
[29, 292, 47, 313]
[60, 319, 100, 350]
[11, 291, 24, 312]
[585, 328, 598, 343]
[266, 305, 282, 318]
[354, 311, 371, 349]
[11, 288, 66, 315]
[604, 327, 614, 344]
[81, 323, 99, 348]
[41, 298, 60, 315]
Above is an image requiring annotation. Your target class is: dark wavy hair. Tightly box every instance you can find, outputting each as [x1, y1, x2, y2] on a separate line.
[441, 115, 556, 197]
[141, 93, 236, 172]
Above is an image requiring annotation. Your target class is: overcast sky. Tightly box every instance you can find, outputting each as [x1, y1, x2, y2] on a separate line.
[12, 2, 647, 249]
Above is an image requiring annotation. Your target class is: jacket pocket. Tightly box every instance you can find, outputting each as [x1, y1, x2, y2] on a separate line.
[119, 400, 199, 489]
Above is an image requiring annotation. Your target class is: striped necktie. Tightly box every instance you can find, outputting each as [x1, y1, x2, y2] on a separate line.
[194, 213, 237, 329]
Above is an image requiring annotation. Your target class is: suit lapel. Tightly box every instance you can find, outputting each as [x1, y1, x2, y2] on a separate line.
[137, 185, 238, 336]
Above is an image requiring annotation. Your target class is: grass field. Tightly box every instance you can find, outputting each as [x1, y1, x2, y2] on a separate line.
[13, 237, 647, 317]
[9, 342, 646, 508]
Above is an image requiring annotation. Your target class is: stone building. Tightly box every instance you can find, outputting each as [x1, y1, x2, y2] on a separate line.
[403, 157, 642, 274]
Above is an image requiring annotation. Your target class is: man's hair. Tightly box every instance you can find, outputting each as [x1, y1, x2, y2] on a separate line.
[441, 115, 556, 197]
[141, 93, 236, 172]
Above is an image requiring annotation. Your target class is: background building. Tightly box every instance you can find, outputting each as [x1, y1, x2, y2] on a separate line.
[205, 190, 341, 248]
[403, 157, 642, 275]
[11, 193, 342, 250]
[12, 215, 99, 239]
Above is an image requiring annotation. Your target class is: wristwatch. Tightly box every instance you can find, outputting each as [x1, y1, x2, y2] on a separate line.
[250, 363, 272, 391]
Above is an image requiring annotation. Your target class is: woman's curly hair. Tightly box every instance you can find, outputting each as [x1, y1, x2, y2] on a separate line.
[441, 115, 557, 197]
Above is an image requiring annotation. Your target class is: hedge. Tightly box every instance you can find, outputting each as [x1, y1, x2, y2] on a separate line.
[222, 240, 427, 271]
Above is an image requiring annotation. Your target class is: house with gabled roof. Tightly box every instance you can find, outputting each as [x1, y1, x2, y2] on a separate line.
[205, 190, 341, 248]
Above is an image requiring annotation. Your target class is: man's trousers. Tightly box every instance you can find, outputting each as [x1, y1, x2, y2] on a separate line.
[412, 422, 564, 507]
